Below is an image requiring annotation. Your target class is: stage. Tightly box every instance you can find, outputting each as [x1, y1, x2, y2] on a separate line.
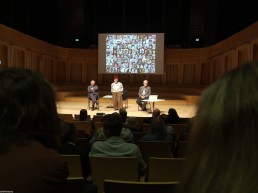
[57, 97, 197, 118]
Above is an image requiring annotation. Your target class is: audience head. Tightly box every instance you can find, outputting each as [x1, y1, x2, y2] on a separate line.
[60, 121, 77, 144]
[179, 61, 258, 193]
[150, 117, 166, 138]
[159, 113, 168, 125]
[152, 108, 161, 117]
[119, 107, 127, 123]
[126, 117, 140, 131]
[0, 68, 60, 153]
[79, 108, 88, 121]
[103, 113, 122, 137]
[167, 108, 180, 123]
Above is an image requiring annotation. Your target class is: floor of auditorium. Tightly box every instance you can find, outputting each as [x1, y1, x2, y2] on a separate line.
[57, 97, 197, 118]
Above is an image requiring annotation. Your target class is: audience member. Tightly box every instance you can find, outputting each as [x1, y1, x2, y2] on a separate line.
[111, 76, 123, 110]
[59, 121, 91, 179]
[126, 117, 142, 132]
[0, 68, 68, 193]
[89, 113, 146, 176]
[79, 109, 89, 121]
[143, 108, 161, 124]
[167, 108, 180, 124]
[89, 113, 134, 144]
[142, 117, 173, 141]
[159, 113, 173, 133]
[178, 61, 258, 193]
[136, 80, 151, 111]
[119, 107, 127, 123]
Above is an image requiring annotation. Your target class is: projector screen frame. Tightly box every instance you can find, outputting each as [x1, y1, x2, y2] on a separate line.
[98, 33, 165, 75]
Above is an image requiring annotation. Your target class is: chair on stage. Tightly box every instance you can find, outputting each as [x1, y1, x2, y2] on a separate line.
[88, 93, 99, 110]
[122, 89, 128, 108]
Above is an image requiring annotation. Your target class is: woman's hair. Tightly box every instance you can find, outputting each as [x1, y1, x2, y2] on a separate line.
[167, 108, 180, 123]
[178, 61, 258, 193]
[0, 68, 60, 153]
[150, 117, 166, 138]
[60, 121, 77, 144]
[79, 109, 88, 121]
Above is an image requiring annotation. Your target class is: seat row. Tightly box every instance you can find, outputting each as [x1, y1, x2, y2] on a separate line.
[62, 155, 185, 193]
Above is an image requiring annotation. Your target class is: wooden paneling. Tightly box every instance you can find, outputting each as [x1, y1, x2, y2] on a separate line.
[1, 21, 258, 89]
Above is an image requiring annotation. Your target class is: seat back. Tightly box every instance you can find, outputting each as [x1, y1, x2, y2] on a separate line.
[136, 140, 174, 165]
[71, 120, 92, 136]
[104, 179, 179, 193]
[62, 155, 83, 180]
[90, 156, 138, 193]
[176, 141, 188, 158]
[148, 157, 185, 182]
[58, 113, 74, 121]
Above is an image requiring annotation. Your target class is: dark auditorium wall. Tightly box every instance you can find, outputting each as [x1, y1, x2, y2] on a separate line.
[1, 22, 258, 97]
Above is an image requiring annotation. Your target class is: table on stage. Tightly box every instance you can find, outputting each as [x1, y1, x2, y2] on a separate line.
[103, 95, 113, 108]
[141, 99, 165, 112]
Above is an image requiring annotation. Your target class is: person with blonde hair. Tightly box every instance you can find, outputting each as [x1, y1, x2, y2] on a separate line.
[178, 61, 258, 193]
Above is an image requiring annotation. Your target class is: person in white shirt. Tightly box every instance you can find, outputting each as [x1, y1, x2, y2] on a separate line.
[111, 77, 123, 110]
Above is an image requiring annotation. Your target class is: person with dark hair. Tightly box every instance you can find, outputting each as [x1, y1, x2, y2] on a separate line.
[59, 121, 91, 180]
[88, 80, 99, 111]
[119, 107, 127, 123]
[89, 113, 146, 175]
[136, 80, 151, 111]
[89, 113, 134, 144]
[167, 108, 180, 124]
[125, 117, 141, 132]
[79, 108, 89, 121]
[159, 113, 173, 133]
[142, 117, 173, 141]
[0, 68, 68, 193]
[178, 61, 258, 193]
[143, 108, 161, 124]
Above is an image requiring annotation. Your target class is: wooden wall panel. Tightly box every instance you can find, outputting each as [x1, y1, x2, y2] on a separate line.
[70, 62, 83, 83]
[165, 63, 179, 85]
[41, 55, 54, 81]
[27, 51, 40, 71]
[1, 22, 258, 90]
[10, 45, 26, 68]
[183, 63, 196, 85]
[56, 60, 66, 83]
[200, 61, 212, 85]
[0, 40, 9, 67]
[251, 39, 258, 61]
[236, 43, 251, 66]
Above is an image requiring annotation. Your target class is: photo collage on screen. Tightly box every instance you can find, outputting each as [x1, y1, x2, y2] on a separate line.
[105, 34, 156, 74]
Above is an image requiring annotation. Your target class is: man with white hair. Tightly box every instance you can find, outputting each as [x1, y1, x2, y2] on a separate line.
[136, 80, 151, 111]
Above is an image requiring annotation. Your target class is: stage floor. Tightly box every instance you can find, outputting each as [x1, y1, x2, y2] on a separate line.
[57, 99, 197, 118]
